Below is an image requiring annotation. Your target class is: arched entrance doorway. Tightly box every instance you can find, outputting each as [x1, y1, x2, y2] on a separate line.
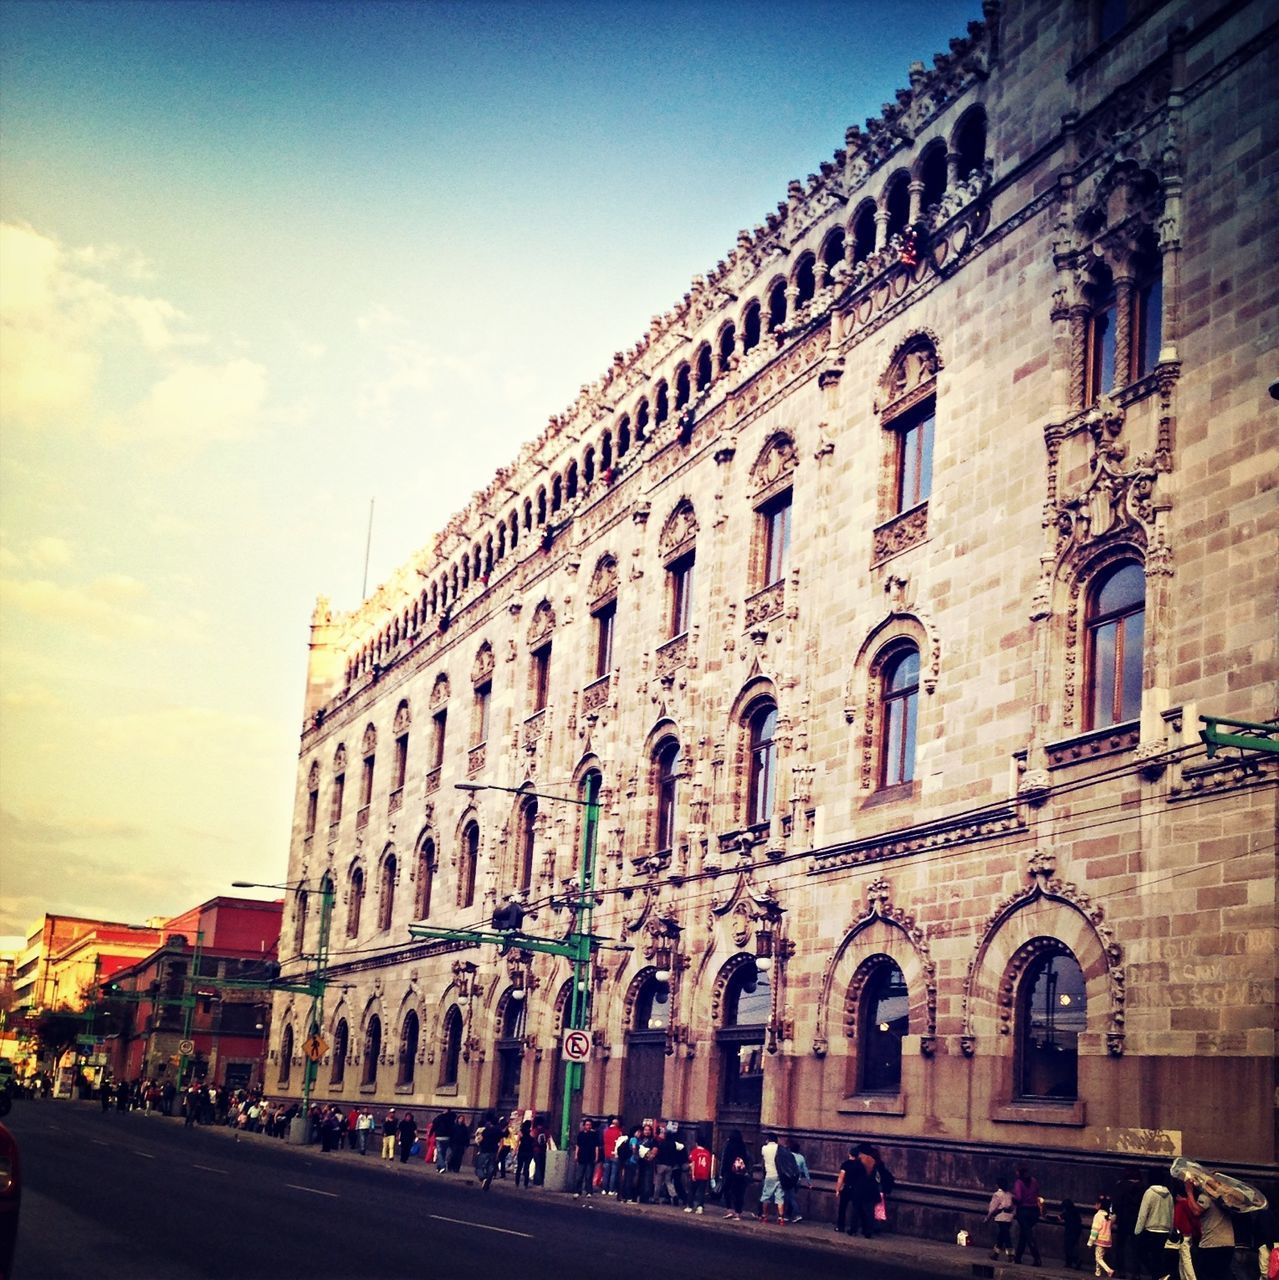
[715, 958, 769, 1150]
[623, 971, 669, 1125]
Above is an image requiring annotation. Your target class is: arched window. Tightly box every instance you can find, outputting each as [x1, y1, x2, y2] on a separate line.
[617, 416, 631, 456]
[634, 975, 670, 1030]
[416, 838, 435, 919]
[319, 874, 335, 949]
[674, 364, 691, 410]
[767, 280, 787, 333]
[1085, 562, 1145, 729]
[747, 703, 778, 826]
[579, 768, 602, 871]
[293, 890, 308, 954]
[566, 460, 578, 500]
[892, 398, 935, 514]
[496, 994, 527, 1113]
[654, 740, 679, 853]
[517, 796, 538, 893]
[378, 855, 396, 932]
[397, 1011, 419, 1087]
[1134, 247, 1163, 380]
[654, 381, 669, 426]
[858, 960, 908, 1093]
[880, 645, 920, 787]
[458, 822, 479, 909]
[719, 962, 770, 1113]
[278, 1025, 293, 1085]
[695, 343, 713, 391]
[635, 398, 649, 440]
[852, 201, 877, 264]
[885, 174, 911, 241]
[439, 1005, 463, 1087]
[742, 301, 761, 353]
[347, 868, 364, 938]
[794, 254, 816, 308]
[718, 324, 736, 373]
[1086, 265, 1118, 402]
[361, 1015, 381, 1086]
[1018, 948, 1086, 1100]
[822, 227, 845, 284]
[954, 108, 987, 180]
[330, 1019, 348, 1086]
[725, 964, 770, 1027]
[920, 141, 947, 211]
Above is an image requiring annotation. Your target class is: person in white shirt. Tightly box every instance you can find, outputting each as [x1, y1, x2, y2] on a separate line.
[757, 1133, 785, 1224]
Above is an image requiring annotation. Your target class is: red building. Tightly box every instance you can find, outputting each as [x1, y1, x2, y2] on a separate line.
[108, 896, 283, 1091]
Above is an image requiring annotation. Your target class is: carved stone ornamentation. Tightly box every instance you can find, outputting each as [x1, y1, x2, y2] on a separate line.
[658, 500, 699, 562]
[587, 554, 619, 608]
[872, 503, 929, 563]
[750, 433, 798, 501]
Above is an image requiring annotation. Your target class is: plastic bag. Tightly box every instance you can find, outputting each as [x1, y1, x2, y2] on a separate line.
[874, 1194, 888, 1222]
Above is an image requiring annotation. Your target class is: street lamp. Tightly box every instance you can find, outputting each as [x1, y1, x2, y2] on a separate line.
[436, 777, 602, 1150]
[232, 877, 335, 1144]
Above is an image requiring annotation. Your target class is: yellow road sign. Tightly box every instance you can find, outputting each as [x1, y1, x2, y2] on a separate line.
[303, 1034, 329, 1062]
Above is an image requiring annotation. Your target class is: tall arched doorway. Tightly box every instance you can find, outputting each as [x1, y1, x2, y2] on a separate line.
[623, 971, 669, 1125]
[715, 959, 770, 1148]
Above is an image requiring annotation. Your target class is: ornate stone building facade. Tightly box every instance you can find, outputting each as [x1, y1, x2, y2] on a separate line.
[271, 0, 1277, 1229]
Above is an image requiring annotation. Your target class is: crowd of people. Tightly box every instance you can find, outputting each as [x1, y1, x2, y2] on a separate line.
[980, 1165, 1277, 1279]
[92, 1082, 1277, 1276]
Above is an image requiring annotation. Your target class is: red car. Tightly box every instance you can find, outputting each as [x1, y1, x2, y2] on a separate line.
[0, 1123, 19, 1280]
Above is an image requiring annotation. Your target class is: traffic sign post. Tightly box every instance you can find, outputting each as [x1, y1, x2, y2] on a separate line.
[561, 1029, 591, 1063]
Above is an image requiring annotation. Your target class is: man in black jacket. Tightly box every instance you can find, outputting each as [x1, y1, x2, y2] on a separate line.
[573, 1119, 601, 1198]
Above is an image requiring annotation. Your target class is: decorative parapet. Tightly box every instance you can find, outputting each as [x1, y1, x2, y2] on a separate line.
[655, 633, 689, 683]
[356, 806, 369, 832]
[582, 674, 611, 714]
[744, 582, 785, 630]
[872, 502, 930, 564]
[523, 709, 546, 745]
[467, 744, 486, 775]
[811, 803, 1023, 872]
[424, 767, 441, 796]
[388, 787, 403, 816]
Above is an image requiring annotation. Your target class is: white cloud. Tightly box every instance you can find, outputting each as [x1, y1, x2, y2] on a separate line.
[105, 356, 268, 444]
[0, 574, 154, 639]
[28, 536, 73, 570]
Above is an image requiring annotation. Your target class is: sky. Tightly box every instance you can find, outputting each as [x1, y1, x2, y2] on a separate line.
[0, 0, 982, 946]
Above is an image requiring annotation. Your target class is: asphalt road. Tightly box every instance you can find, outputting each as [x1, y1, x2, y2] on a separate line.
[6, 1101, 943, 1280]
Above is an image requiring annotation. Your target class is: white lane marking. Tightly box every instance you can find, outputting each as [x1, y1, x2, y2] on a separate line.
[132, 1151, 155, 1159]
[192, 1164, 228, 1174]
[286, 1184, 340, 1198]
[429, 1214, 533, 1239]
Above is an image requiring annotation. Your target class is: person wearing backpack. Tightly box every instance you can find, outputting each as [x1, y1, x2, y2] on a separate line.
[780, 1137, 811, 1223]
[721, 1130, 752, 1220]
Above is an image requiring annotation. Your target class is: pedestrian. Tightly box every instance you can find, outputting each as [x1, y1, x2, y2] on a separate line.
[780, 1137, 810, 1223]
[397, 1110, 417, 1164]
[844, 1144, 884, 1239]
[985, 1177, 1016, 1262]
[1170, 1185, 1199, 1280]
[476, 1113, 501, 1189]
[431, 1109, 454, 1173]
[1061, 1198, 1085, 1270]
[515, 1119, 536, 1188]
[1013, 1165, 1044, 1267]
[1134, 1171, 1175, 1277]
[1089, 1194, 1116, 1277]
[356, 1107, 373, 1155]
[497, 1117, 513, 1179]
[1113, 1171, 1148, 1278]
[572, 1118, 600, 1198]
[720, 1129, 752, 1221]
[1182, 1178, 1234, 1280]
[654, 1124, 685, 1207]
[756, 1133, 785, 1224]
[618, 1125, 641, 1202]
[636, 1122, 658, 1203]
[684, 1133, 713, 1215]
[601, 1116, 624, 1197]
[530, 1115, 547, 1184]
[100, 1080, 112, 1112]
[346, 1107, 359, 1151]
[449, 1114, 471, 1172]
[381, 1108, 397, 1159]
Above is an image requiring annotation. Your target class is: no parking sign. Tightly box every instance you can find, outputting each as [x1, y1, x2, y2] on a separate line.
[561, 1029, 592, 1062]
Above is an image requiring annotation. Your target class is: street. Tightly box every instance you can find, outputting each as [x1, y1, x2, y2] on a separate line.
[6, 1102, 940, 1280]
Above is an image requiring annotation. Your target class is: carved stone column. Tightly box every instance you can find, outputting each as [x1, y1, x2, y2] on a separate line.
[1111, 270, 1136, 393]
[908, 178, 925, 225]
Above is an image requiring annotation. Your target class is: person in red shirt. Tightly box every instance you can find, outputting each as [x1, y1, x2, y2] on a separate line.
[685, 1135, 714, 1215]
[601, 1116, 624, 1197]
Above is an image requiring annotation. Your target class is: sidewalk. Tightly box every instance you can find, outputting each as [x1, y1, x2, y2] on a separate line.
[155, 1108, 1085, 1280]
